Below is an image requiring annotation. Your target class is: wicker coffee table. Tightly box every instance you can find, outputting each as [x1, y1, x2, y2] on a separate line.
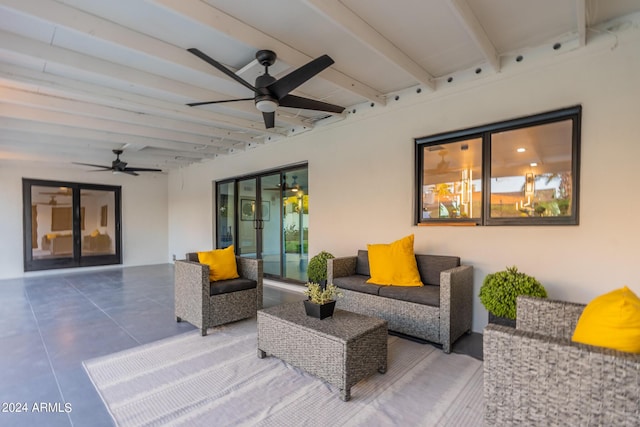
[257, 301, 388, 401]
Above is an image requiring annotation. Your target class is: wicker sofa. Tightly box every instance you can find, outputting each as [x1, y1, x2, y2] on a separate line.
[484, 295, 640, 426]
[327, 250, 473, 353]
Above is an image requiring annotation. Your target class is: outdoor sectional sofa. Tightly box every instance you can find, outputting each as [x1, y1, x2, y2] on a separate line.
[328, 250, 473, 353]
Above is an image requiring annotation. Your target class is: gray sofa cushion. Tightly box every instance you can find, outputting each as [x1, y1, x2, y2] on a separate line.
[333, 274, 381, 295]
[415, 255, 460, 286]
[355, 249, 370, 276]
[378, 284, 440, 307]
[209, 278, 257, 296]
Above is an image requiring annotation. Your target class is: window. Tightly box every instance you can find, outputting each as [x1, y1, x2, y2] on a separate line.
[416, 106, 581, 226]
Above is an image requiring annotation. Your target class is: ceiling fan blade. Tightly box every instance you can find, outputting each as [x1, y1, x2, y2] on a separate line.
[73, 162, 112, 170]
[268, 55, 334, 99]
[121, 170, 139, 176]
[188, 48, 257, 93]
[262, 111, 275, 129]
[279, 94, 345, 113]
[124, 167, 162, 172]
[187, 98, 253, 107]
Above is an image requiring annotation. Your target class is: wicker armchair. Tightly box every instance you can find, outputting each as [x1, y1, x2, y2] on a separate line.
[484, 295, 640, 426]
[174, 253, 263, 336]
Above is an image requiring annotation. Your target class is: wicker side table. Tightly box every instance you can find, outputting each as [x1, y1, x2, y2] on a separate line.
[257, 301, 388, 401]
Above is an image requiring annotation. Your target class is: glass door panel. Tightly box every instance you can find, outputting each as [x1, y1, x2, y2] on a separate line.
[260, 173, 282, 276]
[31, 185, 74, 261]
[237, 178, 257, 258]
[80, 189, 116, 256]
[216, 181, 235, 249]
[282, 168, 308, 282]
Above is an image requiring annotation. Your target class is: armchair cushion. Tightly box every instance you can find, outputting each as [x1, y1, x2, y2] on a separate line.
[572, 286, 640, 354]
[209, 277, 257, 296]
[198, 245, 239, 281]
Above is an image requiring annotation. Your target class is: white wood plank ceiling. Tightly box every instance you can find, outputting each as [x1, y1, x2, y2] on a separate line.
[1, 0, 639, 172]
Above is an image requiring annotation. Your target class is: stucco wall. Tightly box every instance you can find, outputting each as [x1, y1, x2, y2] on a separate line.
[168, 28, 640, 332]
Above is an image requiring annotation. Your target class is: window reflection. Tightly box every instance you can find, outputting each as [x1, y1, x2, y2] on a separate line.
[490, 120, 573, 218]
[421, 138, 482, 220]
[80, 190, 115, 256]
[31, 185, 74, 259]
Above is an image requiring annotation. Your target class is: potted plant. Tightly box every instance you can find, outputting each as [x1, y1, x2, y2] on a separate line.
[303, 282, 343, 319]
[307, 251, 335, 286]
[479, 266, 547, 327]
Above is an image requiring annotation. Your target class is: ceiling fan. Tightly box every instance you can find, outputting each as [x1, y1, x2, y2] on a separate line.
[426, 149, 451, 174]
[36, 195, 70, 206]
[186, 48, 345, 129]
[73, 150, 162, 176]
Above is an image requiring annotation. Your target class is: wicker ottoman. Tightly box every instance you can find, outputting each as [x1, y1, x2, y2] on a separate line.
[257, 302, 388, 401]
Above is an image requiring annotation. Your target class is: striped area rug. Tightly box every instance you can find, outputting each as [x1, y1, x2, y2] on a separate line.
[83, 318, 483, 427]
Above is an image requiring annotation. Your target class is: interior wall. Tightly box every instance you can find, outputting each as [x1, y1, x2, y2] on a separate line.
[168, 29, 640, 332]
[0, 164, 168, 279]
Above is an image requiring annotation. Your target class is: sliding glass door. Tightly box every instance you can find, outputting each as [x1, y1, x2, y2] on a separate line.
[23, 179, 121, 271]
[215, 165, 308, 282]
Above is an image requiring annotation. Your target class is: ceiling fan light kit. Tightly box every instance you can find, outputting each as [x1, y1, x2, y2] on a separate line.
[187, 48, 345, 129]
[255, 99, 277, 113]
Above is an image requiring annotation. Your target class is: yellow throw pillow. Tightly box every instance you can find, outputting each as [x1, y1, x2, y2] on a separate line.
[366, 234, 423, 287]
[197, 245, 240, 282]
[571, 286, 640, 354]
[90, 229, 100, 237]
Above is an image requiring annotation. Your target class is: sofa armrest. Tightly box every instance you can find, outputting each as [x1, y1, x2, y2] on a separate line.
[236, 256, 263, 309]
[439, 264, 473, 352]
[174, 260, 209, 327]
[484, 324, 640, 426]
[327, 257, 357, 283]
[516, 295, 585, 340]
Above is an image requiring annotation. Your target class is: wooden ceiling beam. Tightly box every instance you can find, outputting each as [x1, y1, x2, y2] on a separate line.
[576, 0, 587, 47]
[446, 0, 500, 72]
[0, 118, 227, 157]
[305, 0, 435, 91]
[0, 62, 277, 137]
[1, 86, 256, 146]
[150, 0, 385, 104]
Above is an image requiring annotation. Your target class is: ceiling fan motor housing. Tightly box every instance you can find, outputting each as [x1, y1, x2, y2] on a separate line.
[255, 73, 278, 112]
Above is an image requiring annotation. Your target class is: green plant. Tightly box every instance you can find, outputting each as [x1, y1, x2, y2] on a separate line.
[304, 282, 343, 305]
[307, 251, 335, 283]
[479, 266, 547, 320]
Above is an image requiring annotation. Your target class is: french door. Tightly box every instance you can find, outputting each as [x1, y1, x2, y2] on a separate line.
[23, 178, 122, 271]
[216, 165, 308, 282]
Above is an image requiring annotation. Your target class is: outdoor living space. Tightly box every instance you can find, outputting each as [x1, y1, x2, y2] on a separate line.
[0, 266, 482, 426]
[1, 2, 640, 426]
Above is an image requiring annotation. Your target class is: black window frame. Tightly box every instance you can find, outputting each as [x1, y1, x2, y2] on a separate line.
[415, 105, 581, 226]
[23, 178, 122, 271]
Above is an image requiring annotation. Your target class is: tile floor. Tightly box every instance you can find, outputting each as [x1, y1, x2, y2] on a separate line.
[0, 264, 482, 427]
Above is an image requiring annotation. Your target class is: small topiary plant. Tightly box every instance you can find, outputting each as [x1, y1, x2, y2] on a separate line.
[307, 251, 335, 284]
[479, 266, 547, 320]
[304, 282, 343, 305]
